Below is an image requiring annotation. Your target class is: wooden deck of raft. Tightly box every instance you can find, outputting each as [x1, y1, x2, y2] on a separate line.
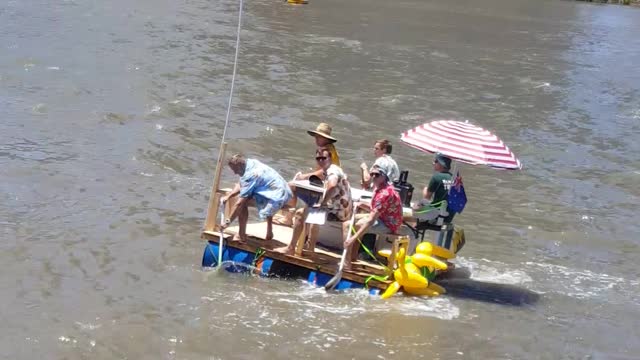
[202, 222, 392, 290]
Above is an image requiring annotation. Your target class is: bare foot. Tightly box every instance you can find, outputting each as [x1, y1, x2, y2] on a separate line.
[229, 234, 247, 244]
[265, 232, 274, 242]
[273, 246, 294, 255]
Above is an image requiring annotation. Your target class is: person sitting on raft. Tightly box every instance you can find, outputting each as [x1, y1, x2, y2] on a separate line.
[293, 122, 341, 181]
[360, 139, 400, 189]
[307, 122, 341, 166]
[344, 165, 414, 270]
[275, 147, 353, 255]
[275, 122, 341, 225]
[412, 153, 453, 221]
[220, 154, 292, 243]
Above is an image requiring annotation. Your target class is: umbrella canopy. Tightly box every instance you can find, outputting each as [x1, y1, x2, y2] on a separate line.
[400, 120, 522, 170]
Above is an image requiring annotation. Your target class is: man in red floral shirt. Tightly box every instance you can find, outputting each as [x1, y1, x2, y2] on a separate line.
[343, 165, 409, 270]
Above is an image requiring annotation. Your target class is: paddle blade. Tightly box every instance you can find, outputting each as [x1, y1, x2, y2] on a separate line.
[325, 209, 357, 291]
[325, 248, 349, 291]
[324, 269, 343, 291]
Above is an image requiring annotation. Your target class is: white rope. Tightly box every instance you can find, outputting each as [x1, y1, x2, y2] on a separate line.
[220, 0, 244, 144]
[207, 0, 244, 268]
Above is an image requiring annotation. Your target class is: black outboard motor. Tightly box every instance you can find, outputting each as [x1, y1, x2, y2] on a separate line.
[393, 170, 414, 207]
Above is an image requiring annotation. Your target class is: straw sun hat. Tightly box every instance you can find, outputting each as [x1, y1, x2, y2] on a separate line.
[307, 123, 337, 143]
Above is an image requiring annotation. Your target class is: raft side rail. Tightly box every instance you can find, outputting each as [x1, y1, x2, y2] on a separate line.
[200, 228, 391, 290]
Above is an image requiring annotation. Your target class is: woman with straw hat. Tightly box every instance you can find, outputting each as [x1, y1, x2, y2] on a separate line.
[273, 123, 342, 226]
[292, 122, 342, 182]
[305, 122, 341, 167]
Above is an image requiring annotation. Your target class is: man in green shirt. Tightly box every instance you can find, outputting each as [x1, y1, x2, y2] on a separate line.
[412, 153, 452, 221]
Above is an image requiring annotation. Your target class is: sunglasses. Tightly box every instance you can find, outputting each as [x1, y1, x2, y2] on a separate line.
[371, 173, 381, 178]
[315, 156, 328, 161]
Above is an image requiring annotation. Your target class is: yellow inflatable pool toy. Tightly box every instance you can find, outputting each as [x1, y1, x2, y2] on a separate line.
[379, 243, 448, 299]
[431, 244, 456, 260]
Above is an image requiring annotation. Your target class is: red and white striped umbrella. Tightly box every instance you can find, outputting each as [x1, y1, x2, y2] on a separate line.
[400, 120, 522, 170]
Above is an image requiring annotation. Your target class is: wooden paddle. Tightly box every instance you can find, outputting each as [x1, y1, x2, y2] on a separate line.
[324, 202, 358, 291]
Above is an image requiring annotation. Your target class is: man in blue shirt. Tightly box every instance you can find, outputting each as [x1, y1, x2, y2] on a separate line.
[221, 154, 292, 243]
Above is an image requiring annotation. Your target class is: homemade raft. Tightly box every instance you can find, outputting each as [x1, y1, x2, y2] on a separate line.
[201, 221, 392, 294]
[200, 173, 463, 296]
[200, 205, 460, 295]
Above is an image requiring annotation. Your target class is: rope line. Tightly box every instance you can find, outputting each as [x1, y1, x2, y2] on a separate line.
[220, 0, 244, 145]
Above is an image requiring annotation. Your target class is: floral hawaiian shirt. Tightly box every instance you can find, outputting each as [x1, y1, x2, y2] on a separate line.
[371, 182, 403, 233]
[323, 164, 353, 221]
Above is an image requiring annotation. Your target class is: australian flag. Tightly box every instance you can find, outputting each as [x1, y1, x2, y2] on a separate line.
[447, 170, 467, 214]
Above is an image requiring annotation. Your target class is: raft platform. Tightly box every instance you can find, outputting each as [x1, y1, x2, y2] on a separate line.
[201, 222, 392, 293]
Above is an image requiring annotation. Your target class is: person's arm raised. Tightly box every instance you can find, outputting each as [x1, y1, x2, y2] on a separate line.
[360, 162, 371, 189]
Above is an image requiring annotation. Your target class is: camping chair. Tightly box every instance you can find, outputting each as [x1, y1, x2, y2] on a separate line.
[405, 166, 466, 242]
[404, 200, 455, 241]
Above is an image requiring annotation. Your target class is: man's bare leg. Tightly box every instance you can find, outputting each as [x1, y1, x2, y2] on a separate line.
[342, 220, 355, 270]
[274, 208, 306, 255]
[265, 216, 274, 241]
[233, 204, 249, 243]
[351, 218, 370, 262]
[343, 218, 367, 270]
[306, 224, 320, 252]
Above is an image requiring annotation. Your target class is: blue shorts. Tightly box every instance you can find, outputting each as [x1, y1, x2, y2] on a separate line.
[298, 192, 321, 207]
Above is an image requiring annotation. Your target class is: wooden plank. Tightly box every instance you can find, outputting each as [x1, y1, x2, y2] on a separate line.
[201, 222, 391, 289]
[203, 142, 228, 232]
